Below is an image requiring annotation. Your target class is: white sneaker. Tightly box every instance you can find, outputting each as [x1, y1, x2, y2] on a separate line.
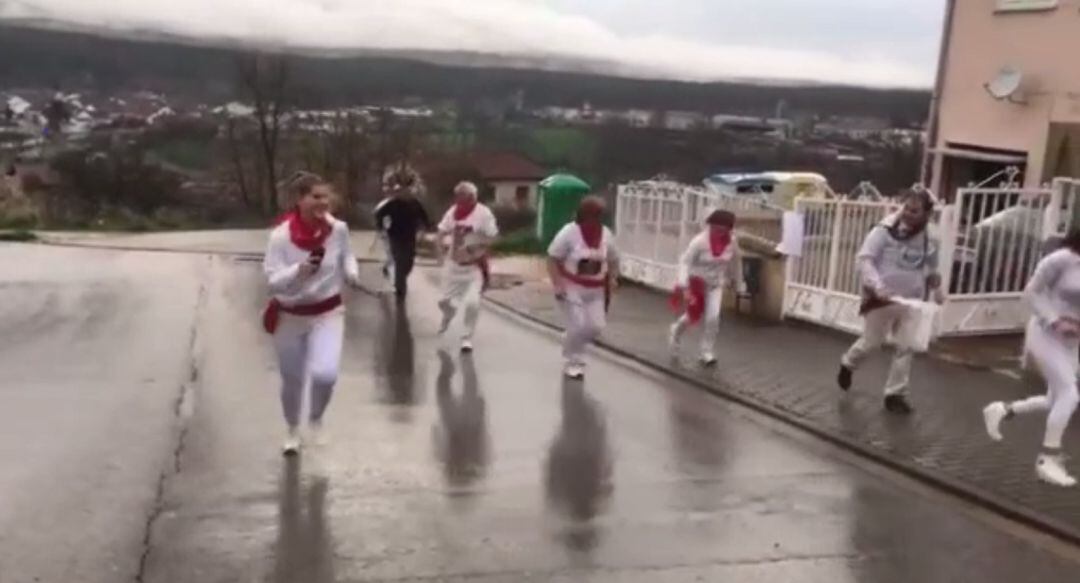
[461, 339, 474, 353]
[307, 421, 328, 447]
[1036, 453, 1077, 487]
[282, 428, 302, 456]
[700, 352, 717, 366]
[983, 402, 1008, 442]
[564, 364, 585, 380]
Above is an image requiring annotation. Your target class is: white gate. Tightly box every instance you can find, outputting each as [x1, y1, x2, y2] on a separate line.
[615, 181, 785, 291]
[783, 178, 1080, 336]
[615, 181, 709, 291]
[784, 199, 900, 334]
[940, 178, 1080, 335]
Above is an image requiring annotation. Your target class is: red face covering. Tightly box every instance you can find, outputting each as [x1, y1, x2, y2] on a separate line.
[453, 197, 478, 221]
[709, 227, 732, 257]
[577, 200, 605, 249]
[706, 210, 736, 257]
[277, 207, 331, 252]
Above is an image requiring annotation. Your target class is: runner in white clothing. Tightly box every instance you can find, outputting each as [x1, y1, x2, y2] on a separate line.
[983, 234, 1080, 487]
[548, 196, 620, 380]
[437, 181, 499, 353]
[263, 171, 361, 455]
[668, 210, 747, 365]
[837, 189, 943, 415]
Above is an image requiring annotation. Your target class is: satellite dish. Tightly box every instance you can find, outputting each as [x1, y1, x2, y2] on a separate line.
[985, 67, 1025, 102]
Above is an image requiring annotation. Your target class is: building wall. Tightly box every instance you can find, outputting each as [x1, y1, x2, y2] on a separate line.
[492, 181, 538, 209]
[934, 1, 1080, 188]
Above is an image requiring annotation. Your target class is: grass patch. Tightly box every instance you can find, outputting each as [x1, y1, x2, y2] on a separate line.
[492, 230, 545, 256]
[0, 230, 38, 242]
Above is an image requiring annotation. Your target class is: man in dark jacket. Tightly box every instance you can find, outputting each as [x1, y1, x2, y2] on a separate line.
[374, 170, 432, 300]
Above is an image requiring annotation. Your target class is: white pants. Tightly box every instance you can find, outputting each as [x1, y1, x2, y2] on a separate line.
[561, 286, 607, 366]
[1009, 319, 1080, 449]
[671, 285, 724, 356]
[272, 309, 345, 428]
[439, 267, 483, 341]
[841, 303, 916, 396]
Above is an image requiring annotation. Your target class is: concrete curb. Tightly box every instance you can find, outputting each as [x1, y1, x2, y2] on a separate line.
[482, 293, 1080, 547]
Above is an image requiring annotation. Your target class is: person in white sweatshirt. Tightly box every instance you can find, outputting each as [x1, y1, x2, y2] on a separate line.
[437, 181, 499, 353]
[548, 196, 620, 380]
[837, 189, 943, 415]
[263, 171, 361, 455]
[668, 209, 747, 365]
[983, 234, 1080, 487]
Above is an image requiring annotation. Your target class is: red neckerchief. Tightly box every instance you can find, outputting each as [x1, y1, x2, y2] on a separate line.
[453, 200, 477, 221]
[277, 208, 331, 251]
[709, 228, 731, 258]
[579, 220, 602, 249]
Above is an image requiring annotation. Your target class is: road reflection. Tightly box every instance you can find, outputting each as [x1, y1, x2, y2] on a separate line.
[376, 297, 421, 420]
[665, 389, 727, 512]
[544, 378, 614, 554]
[433, 350, 491, 493]
[273, 458, 336, 583]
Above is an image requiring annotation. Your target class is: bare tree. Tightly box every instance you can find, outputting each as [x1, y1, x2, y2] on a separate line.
[236, 53, 291, 215]
[224, 117, 253, 207]
[334, 111, 369, 221]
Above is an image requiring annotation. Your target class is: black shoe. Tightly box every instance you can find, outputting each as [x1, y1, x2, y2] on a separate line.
[884, 394, 914, 415]
[837, 365, 853, 391]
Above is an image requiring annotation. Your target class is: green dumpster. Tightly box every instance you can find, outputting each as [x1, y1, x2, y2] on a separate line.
[537, 174, 591, 248]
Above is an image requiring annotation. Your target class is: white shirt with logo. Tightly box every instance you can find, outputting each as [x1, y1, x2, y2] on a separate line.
[547, 223, 619, 284]
[438, 204, 499, 277]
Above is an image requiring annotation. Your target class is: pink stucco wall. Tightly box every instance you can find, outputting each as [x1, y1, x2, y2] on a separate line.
[935, 1, 1080, 186]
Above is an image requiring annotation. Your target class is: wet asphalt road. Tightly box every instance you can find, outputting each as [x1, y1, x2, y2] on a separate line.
[3, 242, 1080, 582]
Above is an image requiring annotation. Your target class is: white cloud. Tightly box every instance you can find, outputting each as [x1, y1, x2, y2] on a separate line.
[0, 0, 937, 87]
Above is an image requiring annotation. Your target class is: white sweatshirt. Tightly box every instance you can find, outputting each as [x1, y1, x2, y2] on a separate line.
[263, 217, 360, 306]
[547, 223, 619, 282]
[677, 231, 744, 289]
[857, 219, 939, 300]
[1026, 248, 1080, 327]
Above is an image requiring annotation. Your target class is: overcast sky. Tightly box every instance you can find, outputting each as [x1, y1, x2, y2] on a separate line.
[0, 0, 947, 88]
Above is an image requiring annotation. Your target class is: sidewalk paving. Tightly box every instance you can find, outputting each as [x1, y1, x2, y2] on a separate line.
[485, 266, 1080, 543]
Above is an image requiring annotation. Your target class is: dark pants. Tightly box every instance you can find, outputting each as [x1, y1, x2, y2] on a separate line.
[389, 237, 417, 298]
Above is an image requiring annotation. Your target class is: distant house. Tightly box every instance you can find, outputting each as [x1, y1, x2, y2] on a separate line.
[663, 111, 708, 131]
[471, 152, 547, 210]
[712, 114, 794, 138]
[813, 116, 891, 140]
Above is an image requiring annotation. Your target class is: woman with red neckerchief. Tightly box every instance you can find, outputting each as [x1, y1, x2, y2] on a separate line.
[436, 181, 499, 353]
[263, 171, 361, 455]
[668, 210, 746, 366]
[547, 196, 621, 380]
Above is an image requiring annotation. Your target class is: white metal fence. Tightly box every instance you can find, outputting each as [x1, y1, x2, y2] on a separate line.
[615, 181, 706, 291]
[616, 180, 786, 290]
[783, 199, 901, 334]
[937, 178, 1080, 335]
[784, 178, 1080, 336]
[616, 177, 1080, 337]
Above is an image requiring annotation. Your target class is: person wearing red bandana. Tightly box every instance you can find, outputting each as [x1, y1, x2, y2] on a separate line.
[668, 210, 746, 365]
[436, 181, 499, 353]
[263, 171, 361, 455]
[547, 196, 620, 380]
